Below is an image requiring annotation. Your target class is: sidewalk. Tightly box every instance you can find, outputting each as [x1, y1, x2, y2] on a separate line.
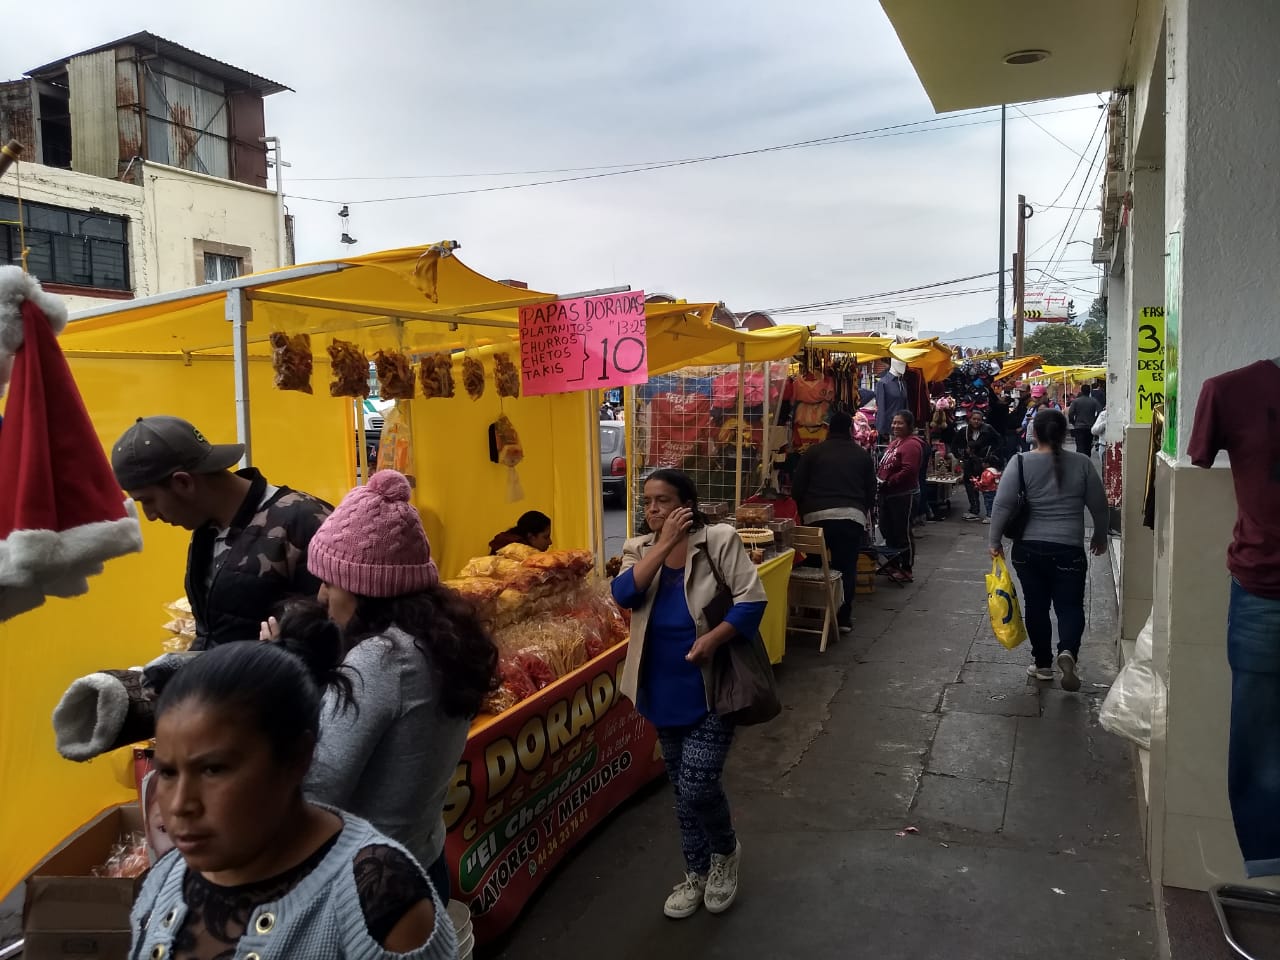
[488, 515, 1157, 959]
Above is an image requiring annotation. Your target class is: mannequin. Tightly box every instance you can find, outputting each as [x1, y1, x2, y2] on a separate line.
[875, 358, 910, 439]
[1188, 359, 1280, 878]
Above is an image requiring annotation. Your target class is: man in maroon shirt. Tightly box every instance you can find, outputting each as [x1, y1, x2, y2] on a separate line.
[1187, 358, 1280, 878]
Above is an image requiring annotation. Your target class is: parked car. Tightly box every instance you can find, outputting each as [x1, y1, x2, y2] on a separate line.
[600, 420, 627, 504]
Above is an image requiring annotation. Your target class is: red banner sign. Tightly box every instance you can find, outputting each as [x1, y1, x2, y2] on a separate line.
[444, 641, 664, 944]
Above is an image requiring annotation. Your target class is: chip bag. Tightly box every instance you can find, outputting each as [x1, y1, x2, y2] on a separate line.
[985, 556, 1027, 650]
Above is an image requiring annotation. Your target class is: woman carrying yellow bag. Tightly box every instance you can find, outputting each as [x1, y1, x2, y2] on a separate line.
[988, 409, 1108, 691]
[986, 556, 1027, 650]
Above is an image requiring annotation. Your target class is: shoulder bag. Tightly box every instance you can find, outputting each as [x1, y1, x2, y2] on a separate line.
[1004, 454, 1032, 541]
[701, 541, 782, 727]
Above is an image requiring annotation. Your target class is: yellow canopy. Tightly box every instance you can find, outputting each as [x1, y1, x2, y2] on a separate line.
[889, 337, 955, 383]
[1036, 364, 1106, 385]
[644, 307, 809, 375]
[996, 355, 1046, 382]
[804, 335, 896, 365]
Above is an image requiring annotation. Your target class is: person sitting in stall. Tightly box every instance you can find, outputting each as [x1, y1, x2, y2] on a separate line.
[111, 415, 332, 650]
[488, 510, 553, 555]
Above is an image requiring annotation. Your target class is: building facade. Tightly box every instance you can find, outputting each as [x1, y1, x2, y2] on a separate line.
[841, 309, 917, 339]
[1, 32, 290, 311]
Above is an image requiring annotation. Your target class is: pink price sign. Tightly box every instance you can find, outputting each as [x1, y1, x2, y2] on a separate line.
[518, 291, 648, 397]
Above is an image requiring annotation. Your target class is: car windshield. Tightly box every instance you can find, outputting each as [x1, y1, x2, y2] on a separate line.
[600, 426, 622, 454]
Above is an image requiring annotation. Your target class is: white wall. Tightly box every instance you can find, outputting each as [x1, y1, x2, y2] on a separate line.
[140, 162, 283, 290]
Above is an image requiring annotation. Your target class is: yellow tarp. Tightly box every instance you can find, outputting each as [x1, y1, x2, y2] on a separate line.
[645, 308, 808, 375]
[995, 355, 1046, 382]
[890, 337, 955, 383]
[1035, 364, 1106, 385]
[805, 335, 896, 361]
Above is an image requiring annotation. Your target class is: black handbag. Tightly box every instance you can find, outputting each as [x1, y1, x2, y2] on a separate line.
[1004, 454, 1032, 541]
[702, 546, 782, 727]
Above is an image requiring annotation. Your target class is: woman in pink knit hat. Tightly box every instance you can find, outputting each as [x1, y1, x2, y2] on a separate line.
[284, 469, 499, 904]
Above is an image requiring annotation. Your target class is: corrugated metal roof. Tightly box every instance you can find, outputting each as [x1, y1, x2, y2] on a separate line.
[25, 31, 291, 96]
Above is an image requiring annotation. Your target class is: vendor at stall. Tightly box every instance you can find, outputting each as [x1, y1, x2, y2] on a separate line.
[111, 415, 333, 649]
[488, 511, 553, 555]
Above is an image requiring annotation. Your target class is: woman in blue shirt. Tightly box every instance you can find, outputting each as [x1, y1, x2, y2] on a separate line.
[612, 469, 767, 921]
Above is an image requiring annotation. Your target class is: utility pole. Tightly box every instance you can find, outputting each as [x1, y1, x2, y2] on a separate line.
[260, 137, 293, 267]
[996, 105, 1007, 352]
[1014, 193, 1031, 356]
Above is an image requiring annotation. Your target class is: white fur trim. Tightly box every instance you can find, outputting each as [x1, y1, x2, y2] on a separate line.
[0, 265, 70, 355]
[52, 671, 130, 761]
[0, 509, 142, 588]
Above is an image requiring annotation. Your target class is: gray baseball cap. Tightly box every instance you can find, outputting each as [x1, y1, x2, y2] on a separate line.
[111, 416, 245, 490]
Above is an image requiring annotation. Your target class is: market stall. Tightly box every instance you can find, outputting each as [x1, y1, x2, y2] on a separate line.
[1, 247, 810, 947]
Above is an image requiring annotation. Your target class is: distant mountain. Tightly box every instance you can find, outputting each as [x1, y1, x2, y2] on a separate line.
[919, 317, 1005, 351]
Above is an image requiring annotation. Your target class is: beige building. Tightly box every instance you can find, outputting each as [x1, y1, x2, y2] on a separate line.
[879, 0, 1280, 949]
[0, 32, 291, 311]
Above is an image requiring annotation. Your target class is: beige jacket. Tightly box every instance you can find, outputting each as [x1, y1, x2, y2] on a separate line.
[617, 522, 768, 706]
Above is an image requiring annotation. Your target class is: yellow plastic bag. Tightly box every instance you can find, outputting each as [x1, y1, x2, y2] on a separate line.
[986, 556, 1027, 650]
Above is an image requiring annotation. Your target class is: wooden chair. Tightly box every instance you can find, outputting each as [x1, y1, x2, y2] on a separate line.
[787, 525, 842, 652]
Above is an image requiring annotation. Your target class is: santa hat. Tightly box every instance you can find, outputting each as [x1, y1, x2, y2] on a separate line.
[0, 266, 143, 622]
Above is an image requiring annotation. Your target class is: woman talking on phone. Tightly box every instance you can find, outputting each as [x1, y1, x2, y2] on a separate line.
[612, 469, 767, 921]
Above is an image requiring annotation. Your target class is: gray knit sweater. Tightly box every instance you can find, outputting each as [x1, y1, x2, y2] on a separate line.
[305, 627, 469, 868]
[988, 450, 1109, 548]
[130, 812, 457, 960]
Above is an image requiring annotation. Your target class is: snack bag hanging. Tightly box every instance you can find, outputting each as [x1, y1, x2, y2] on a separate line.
[985, 556, 1027, 650]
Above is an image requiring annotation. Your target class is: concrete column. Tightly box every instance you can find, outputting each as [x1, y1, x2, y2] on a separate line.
[1148, 0, 1280, 892]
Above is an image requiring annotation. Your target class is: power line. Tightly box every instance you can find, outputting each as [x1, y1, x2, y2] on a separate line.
[1041, 136, 1107, 282]
[1013, 106, 1086, 159]
[765, 270, 1006, 315]
[286, 104, 1099, 205]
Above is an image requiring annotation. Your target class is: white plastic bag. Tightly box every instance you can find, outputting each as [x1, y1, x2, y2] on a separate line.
[1099, 612, 1166, 749]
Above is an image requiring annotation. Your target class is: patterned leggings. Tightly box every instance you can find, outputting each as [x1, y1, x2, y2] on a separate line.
[657, 712, 737, 875]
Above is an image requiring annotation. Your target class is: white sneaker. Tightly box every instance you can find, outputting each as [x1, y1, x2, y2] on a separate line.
[962, 512, 980, 521]
[982, 518, 992, 525]
[1027, 664, 1054, 681]
[704, 842, 742, 914]
[664, 872, 706, 919]
[1057, 651, 1081, 692]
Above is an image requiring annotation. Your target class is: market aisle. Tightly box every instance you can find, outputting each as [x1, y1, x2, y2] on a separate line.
[486, 512, 1157, 960]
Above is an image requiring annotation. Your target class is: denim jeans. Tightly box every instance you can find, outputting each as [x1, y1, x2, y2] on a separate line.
[1010, 540, 1087, 667]
[1226, 578, 1280, 878]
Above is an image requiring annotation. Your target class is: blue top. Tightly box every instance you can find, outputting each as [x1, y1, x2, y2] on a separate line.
[612, 565, 767, 729]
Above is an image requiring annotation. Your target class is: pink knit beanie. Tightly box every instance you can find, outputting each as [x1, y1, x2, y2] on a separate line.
[307, 470, 440, 597]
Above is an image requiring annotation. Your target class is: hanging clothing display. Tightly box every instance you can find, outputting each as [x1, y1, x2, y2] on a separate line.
[874, 371, 909, 436]
[1188, 359, 1280, 878]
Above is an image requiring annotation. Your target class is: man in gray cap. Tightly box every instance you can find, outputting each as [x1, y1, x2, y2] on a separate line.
[112, 416, 332, 649]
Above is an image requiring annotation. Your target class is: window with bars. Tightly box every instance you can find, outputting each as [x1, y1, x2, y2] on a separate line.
[203, 253, 242, 284]
[0, 198, 130, 291]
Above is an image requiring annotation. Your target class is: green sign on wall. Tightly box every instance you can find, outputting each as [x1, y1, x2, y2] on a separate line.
[1162, 231, 1181, 456]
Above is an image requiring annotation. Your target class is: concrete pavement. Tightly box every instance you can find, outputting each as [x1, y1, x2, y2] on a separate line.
[488, 512, 1156, 959]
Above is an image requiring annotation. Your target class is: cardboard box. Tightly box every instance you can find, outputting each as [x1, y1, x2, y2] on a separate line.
[23, 804, 144, 960]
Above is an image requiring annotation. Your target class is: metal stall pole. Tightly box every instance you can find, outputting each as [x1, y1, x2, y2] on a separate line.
[762, 360, 774, 492]
[227, 289, 253, 466]
[624, 385, 636, 539]
[734, 343, 746, 510]
[586, 390, 605, 571]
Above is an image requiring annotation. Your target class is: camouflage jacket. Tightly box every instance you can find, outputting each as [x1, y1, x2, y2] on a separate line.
[186, 469, 333, 649]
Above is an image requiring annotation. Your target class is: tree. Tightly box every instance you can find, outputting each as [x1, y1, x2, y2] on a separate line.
[1024, 323, 1092, 365]
[1082, 297, 1107, 361]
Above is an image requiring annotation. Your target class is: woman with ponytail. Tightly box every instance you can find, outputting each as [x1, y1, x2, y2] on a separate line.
[988, 409, 1108, 691]
[276, 469, 499, 904]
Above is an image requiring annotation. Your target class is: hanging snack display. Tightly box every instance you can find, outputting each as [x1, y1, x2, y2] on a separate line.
[463, 354, 486, 400]
[374, 349, 416, 400]
[494, 352, 521, 398]
[269, 332, 313, 394]
[327, 339, 370, 398]
[489, 415, 524, 468]
[443, 547, 626, 716]
[419, 352, 455, 399]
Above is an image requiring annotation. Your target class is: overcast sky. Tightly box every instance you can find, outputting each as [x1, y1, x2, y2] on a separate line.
[4, 1, 1107, 334]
